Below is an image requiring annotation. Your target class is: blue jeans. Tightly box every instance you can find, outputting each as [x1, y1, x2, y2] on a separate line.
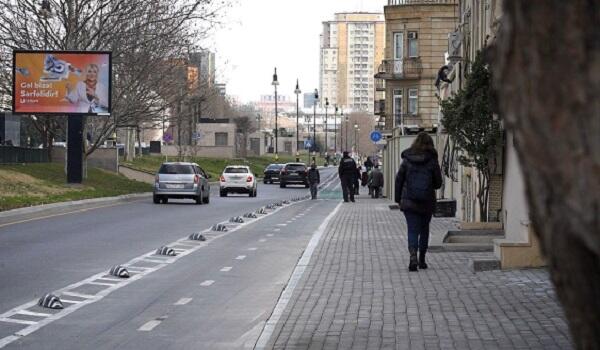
[403, 210, 432, 252]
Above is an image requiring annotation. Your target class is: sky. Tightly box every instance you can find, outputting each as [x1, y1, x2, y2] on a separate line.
[207, 0, 387, 104]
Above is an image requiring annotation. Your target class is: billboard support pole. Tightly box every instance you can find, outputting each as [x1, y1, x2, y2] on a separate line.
[67, 114, 84, 184]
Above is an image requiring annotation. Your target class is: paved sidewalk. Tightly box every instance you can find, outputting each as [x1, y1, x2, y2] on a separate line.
[263, 197, 572, 350]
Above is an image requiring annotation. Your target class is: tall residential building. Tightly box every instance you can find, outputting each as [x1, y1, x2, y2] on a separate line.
[319, 13, 385, 112]
[189, 50, 216, 87]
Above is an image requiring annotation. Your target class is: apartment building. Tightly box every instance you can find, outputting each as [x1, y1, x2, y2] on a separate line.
[319, 13, 385, 112]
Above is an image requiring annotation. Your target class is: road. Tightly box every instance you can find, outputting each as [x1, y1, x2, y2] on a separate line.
[0, 167, 342, 349]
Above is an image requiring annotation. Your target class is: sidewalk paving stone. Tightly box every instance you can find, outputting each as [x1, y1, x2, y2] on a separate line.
[264, 197, 573, 350]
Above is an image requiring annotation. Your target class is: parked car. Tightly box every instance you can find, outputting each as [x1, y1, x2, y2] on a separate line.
[263, 163, 284, 184]
[153, 162, 211, 204]
[220, 165, 257, 197]
[279, 163, 309, 188]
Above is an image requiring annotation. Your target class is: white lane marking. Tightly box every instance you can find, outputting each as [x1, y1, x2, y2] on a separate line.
[138, 320, 162, 332]
[86, 281, 116, 287]
[61, 291, 95, 299]
[174, 298, 192, 306]
[254, 201, 343, 349]
[0, 318, 37, 326]
[259, 239, 267, 243]
[266, 234, 274, 237]
[0, 196, 310, 349]
[15, 310, 51, 317]
[235, 255, 246, 260]
[220, 266, 232, 272]
[273, 229, 281, 232]
[276, 224, 287, 227]
[286, 221, 292, 224]
[247, 247, 258, 251]
[96, 276, 123, 282]
[200, 280, 215, 286]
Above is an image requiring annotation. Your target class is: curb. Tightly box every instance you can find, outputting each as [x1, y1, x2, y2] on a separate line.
[0, 192, 152, 225]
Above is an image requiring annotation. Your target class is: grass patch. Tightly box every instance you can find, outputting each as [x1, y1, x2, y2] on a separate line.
[0, 163, 152, 212]
[122, 153, 328, 180]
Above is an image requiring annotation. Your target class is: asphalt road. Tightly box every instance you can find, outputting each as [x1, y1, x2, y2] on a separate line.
[0, 167, 341, 349]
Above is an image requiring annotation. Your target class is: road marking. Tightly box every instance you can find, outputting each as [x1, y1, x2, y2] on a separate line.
[174, 298, 192, 306]
[60, 299, 82, 304]
[286, 221, 292, 224]
[200, 280, 214, 286]
[247, 247, 258, 251]
[15, 310, 51, 317]
[255, 201, 343, 349]
[276, 224, 287, 227]
[259, 239, 267, 243]
[96, 276, 123, 282]
[220, 266, 232, 272]
[138, 320, 162, 332]
[61, 291, 95, 299]
[235, 255, 246, 260]
[87, 281, 116, 287]
[0, 317, 37, 325]
[266, 234, 274, 237]
[273, 229, 281, 232]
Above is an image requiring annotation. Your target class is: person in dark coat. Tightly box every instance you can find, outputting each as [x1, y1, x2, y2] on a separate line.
[338, 151, 357, 202]
[395, 132, 442, 271]
[364, 156, 374, 171]
[369, 165, 384, 198]
[307, 163, 320, 200]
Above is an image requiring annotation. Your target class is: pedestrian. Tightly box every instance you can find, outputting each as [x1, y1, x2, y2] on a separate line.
[364, 156, 374, 171]
[338, 151, 357, 202]
[308, 163, 320, 200]
[369, 165, 384, 198]
[354, 164, 361, 195]
[395, 132, 442, 272]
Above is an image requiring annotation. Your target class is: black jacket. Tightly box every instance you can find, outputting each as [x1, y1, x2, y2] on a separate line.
[338, 156, 357, 178]
[395, 148, 442, 214]
[370, 168, 384, 187]
[308, 168, 320, 184]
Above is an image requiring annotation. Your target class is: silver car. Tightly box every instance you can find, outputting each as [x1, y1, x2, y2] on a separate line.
[153, 162, 211, 204]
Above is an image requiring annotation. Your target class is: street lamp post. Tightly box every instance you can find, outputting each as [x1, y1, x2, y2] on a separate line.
[272, 67, 279, 159]
[313, 89, 318, 157]
[334, 104, 338, 156]
[354, 123, 358, 155]
[294, 79, 301, 161]
[324, 97, 329, 164]
[344, 112, 349, 151]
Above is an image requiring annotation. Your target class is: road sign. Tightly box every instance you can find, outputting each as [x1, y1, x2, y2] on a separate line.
[304, 139, 312, 149]
[370, 130, 382, 143]
[163, 133, 173, 142]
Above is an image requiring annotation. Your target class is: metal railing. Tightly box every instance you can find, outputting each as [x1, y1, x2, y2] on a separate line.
[393, 114, 439, 128]
[388, 0, 457, 5]
[375, 58, 422, 80]
[0, 146, 49, 164]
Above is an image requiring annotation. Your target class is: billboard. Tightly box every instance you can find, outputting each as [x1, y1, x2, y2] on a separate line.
[12, 50, 111, 115]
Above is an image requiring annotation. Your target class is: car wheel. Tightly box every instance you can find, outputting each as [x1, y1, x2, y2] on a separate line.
[269, 180, 273, 184]
[263, 179, 268, 184]
[203, 193, 210, 204]
[220, 190, 227, 197]
[195, 192, 203, 205]
[161, 197, 168, 204]
[280, 182, 286, 188]
[305, 183, 310, 188]
[153, 195, 160, 204]
[253, 188, 258, 197]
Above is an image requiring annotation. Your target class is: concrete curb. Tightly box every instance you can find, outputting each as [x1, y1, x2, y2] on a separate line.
[0, 192, 152, 225]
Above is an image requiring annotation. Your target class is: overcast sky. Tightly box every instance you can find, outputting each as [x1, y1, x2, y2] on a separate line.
[208, 0, 386, 103]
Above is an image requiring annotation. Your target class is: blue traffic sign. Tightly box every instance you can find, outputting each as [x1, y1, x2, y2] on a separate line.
[304, 140, 313, 149]
[370, 130, 382, 143]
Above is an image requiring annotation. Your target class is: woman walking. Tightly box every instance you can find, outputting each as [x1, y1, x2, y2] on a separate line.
[395, 132, 442, 271]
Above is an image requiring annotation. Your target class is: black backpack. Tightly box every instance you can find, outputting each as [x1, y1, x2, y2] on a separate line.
[405, 161, 432, 201]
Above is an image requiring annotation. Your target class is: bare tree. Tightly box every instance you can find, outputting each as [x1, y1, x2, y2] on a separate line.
[0, 0, 230, 157]
[492, 1, 600, 348]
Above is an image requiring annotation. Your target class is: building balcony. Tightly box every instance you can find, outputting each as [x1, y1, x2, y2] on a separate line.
[391, 113, 439, 133]
[388, 0, 457, 5]
[375, 77, 385, 91]
[374, 99, 385, 115]
[374, 58, 422, 80]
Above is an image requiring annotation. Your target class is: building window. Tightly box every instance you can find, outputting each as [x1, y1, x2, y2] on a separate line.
[393, 32, 403, 60]
[393, 89, 402, 127]
[408, 88, 418, 115]
[408, 31, 418, 57]
[215, 132, 228, 146]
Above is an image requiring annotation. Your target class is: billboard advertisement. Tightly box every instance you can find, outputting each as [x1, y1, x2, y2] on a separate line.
[12, 51, 111, 115]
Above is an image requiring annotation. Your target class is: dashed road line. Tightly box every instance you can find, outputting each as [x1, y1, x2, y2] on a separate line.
[266, 234, 274, 237]
[220, 267, 232, 272]
[259, 239, 267, 243]
[138, 320, 162, 332]
[247, 247, 258, 251]
[235, 255, 246, 260]
[273, 229, 281, 232]
[15, 310, 51, 317]
[174, 298, 192, 306]
[200, 280, 215, 286]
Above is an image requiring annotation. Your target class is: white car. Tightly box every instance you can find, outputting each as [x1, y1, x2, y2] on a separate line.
[219, 165, 257, 197]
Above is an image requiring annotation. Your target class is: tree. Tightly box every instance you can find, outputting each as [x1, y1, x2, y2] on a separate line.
[440, 51, 502, 222]
[492, 1, 600, 348]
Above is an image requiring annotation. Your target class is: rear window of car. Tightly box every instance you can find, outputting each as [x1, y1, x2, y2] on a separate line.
[286, 164, 306, 171]
[159, 164, 194, 174]
[267, 164, 282, 170]
[224, 167, 248, 174]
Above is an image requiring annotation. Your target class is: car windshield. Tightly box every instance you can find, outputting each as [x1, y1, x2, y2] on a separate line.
[267, 165, 282, 170]
[224, 167, 248, 174]
[286, 164, 306, 171]
[159, 164, 194, 174]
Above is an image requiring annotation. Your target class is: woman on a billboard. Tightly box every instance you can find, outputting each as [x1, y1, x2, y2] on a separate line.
[65, 63, 109, 113]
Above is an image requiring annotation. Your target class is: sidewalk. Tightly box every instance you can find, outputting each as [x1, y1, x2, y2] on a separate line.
[262, 197, 572, 350]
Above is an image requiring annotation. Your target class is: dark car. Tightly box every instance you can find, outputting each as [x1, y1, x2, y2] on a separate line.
[279, 163, 309, 188]
[263, 163, 284, 184]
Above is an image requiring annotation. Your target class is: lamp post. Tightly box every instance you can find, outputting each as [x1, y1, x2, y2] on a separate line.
[272, 67, 279, 159]
[294, 79, 301, 161]
[334, 104, 338, 156]
[313, 89, 318, 156]
[344, 111, 349, 151]
[354, 123, 358, 155]
[324, 97, 329, 164]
